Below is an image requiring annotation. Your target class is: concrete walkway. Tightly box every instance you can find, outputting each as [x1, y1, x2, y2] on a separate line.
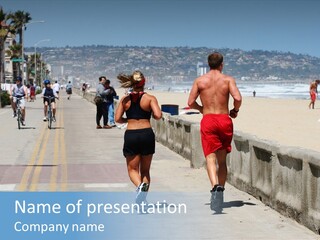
[0, 91, 318, 239]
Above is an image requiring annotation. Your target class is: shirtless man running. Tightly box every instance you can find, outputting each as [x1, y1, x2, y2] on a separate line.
[188, 52, 242, 212]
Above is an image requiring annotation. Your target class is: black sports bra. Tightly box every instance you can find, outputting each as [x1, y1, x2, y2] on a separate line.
[126, 92, 152, 120]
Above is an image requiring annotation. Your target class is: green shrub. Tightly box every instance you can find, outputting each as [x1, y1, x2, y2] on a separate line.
[0, 90, 10, 107]
[36, 89, 42, 95]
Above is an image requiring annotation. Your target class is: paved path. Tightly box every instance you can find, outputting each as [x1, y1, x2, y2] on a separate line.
[0, 91, 318, 239]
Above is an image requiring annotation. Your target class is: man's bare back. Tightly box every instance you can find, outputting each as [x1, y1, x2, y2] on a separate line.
[188, 69, 241, 116]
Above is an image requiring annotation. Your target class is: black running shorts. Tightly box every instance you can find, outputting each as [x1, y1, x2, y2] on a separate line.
[123, 128, 155, 157]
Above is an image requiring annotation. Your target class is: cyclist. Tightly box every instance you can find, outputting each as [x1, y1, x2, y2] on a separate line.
[41, 80, 58, 122]
[9, 76, 27, 125]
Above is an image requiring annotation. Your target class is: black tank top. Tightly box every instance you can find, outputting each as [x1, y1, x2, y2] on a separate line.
[126, 92, 152, 120]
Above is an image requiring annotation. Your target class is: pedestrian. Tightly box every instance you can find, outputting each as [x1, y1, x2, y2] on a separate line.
[95, 76, 112, 129]
[81, 83, 87, 97]
[104, 79, 117, 127]
[309, 81, 317, 109]
[66, 81, 73, 100]
[26, 84, 31, 102]
[115, 70, 162, 204]
[188, 52, 242, 212]
[53, 81, 60, 98]
[30, 84, 36, 102]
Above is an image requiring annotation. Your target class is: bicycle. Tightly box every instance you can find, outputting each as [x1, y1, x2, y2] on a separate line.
[16, 97, 24, 129]
[44, 96, 57, 129]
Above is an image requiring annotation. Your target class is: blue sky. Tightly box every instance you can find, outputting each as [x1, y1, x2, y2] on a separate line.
[2, 0, 320, 57]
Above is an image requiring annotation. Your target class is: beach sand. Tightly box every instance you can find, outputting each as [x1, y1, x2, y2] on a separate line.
[115, 88, 320, 152]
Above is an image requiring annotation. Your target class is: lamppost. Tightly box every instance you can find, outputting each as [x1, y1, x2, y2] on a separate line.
[34, 39, 50, 86]
[40, 49, 54, 81]
[21, 20, 45, 84]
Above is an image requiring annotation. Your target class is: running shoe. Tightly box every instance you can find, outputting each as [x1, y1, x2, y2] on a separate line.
[210, 185, 224, 212]
[21, 119, 26, 126]
[43, 117, 47, 121]
[12, 112, 17, 118]
[53, 116, 56, 122]
[136, 182, 149, 204]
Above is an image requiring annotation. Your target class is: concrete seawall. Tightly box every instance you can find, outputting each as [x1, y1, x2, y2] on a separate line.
[151, 112, 320, 235]
[81, 89, 320, 235]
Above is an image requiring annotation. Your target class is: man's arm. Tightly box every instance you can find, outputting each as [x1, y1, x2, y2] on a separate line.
[229, 77, 242, 118]
[187, 80, 203, 113]
[9, 85, 13, 97]
[24, 86, 28, 99]
[96, 85, 107, 96]
[102, 88, 111, 96]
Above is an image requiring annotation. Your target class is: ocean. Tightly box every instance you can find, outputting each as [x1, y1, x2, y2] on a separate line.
[1, 81, 308, 100]
[148, 82, 311, 100]
[237, 83, 310, 99]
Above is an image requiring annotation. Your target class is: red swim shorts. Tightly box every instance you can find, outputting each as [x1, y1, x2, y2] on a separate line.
[311, 91, 316, 102]
[200, 114, 233, 157]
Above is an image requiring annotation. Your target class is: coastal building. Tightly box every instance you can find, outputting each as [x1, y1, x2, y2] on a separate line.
[197, 62, 207, 76]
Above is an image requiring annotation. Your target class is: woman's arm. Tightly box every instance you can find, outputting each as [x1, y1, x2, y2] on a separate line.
[150, 96, 162, 120]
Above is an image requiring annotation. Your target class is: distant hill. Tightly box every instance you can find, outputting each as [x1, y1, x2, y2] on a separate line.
[27, 45, 320, 85]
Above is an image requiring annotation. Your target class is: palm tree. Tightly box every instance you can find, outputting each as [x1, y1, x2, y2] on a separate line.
[27, 53, 42, 84]
[8, 10, 32, 79]
[7, 41, 22, 80]
[0, 7, 16, 84]
[9, 10, 31, 46]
